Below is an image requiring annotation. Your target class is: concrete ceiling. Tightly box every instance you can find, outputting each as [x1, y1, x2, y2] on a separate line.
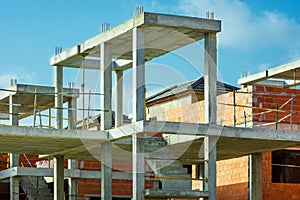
[0, 121, 300, 164]
[0, 84, 79, 120]
[238, 59, 300, 86]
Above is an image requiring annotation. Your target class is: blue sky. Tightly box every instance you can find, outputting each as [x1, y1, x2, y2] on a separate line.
[1, 0, 300, 117]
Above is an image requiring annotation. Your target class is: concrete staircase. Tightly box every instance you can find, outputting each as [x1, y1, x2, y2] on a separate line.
[20, 176, 53, 200]
[145, 136, 192, 190]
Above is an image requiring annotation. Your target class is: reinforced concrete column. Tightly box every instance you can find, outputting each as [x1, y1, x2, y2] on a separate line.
[204, 136, 217, 200]
[100, 42, 112, 200]
[204, 33, 217, 124]
[101, 142, 112, 200]
[115, 70, 123, 127]
[55, 66, 63, 129]
[68, 97, 78, 200]
[132, 27, 145, 200]
[100, 42, 112, 131]
[9, 95, 19, 200]
[251, 153, 262, 200]
[54, 155, 64, 200]
[54, 66, 64, 200]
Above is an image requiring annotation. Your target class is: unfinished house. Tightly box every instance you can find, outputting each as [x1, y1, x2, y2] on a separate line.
[1, 9, 300, 200]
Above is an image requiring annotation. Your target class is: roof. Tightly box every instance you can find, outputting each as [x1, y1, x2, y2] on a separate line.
[238, 59, 300, 86]
[146, 77, 239, 104]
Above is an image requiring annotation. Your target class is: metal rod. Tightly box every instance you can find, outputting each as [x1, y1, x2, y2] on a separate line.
[49, 108, 51, 129]
[38, 109, 42, 128]
[233, 90, 236, 127]
[87, 90, 91, 129]
[290, 95, 295, 130]
[276, 104, 279, 130]
[33, 88, 37, 127]
[294, 69, 297, 89]
[81, 56, 86, 130]
[244, 111, 247, 128]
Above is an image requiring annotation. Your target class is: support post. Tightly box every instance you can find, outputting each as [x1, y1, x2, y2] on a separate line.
[204, 32, 217, 200]
[55, 66, 63, 129]
[115, 70, 123, 127]
[68, 97, 78, 200]
[251, 153, 262, 200]
[204, 33, 217, 124]
[9, 95, 19, 200]
[100, 42, 112, 200]
[54, 155, 64, 200]
[54, 66, 64, 200]
[101, 142, 112, 200]
[132, 27, 145, 200]
[204, 136, 217, 200]
[100, 42, 112, 131]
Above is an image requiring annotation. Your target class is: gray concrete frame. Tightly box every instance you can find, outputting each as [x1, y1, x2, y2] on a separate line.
[1, 11, 299, 200]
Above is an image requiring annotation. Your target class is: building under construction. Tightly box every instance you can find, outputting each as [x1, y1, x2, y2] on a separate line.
[1, 9, 300, 200]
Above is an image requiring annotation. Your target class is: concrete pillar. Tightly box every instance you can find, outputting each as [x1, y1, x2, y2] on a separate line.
[101, 142, 112, 200]
[251, 153, 262, 200]
[68, 97, 78, 200]
[115, 70, 123, 127]
[54, 66, 65, 200]
[9, 95, 19, 200]
[54, 155, 64, 200]
[204, 136, 217, 200]
[132, 27, 145, 200]
[204, 33, 217, 124]
[100, 42, 112, 199]
[100, 42, 112, 131]
[132, 27, 145, 122]
[55, 66, 63, 129]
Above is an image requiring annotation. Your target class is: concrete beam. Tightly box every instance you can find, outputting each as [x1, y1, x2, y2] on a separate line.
[204, 33, 217, 124]
[50, 45, 80, 66]
[145, 189, 210, 198]
[60, 58, 132, 71]
[0, 167, 134, 180]
[100, 42, 112, 131]
[144, 12, 221, 32]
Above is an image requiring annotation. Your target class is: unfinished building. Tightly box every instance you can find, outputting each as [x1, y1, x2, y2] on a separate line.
[1, 9, 300, 200]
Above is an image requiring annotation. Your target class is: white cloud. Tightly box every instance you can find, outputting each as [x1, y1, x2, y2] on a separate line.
[0, 67, 36, 89]
[177, 0, 300, 50]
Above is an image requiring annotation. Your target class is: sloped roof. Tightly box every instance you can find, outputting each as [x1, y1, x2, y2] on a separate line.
[146, 77, 239, 104]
